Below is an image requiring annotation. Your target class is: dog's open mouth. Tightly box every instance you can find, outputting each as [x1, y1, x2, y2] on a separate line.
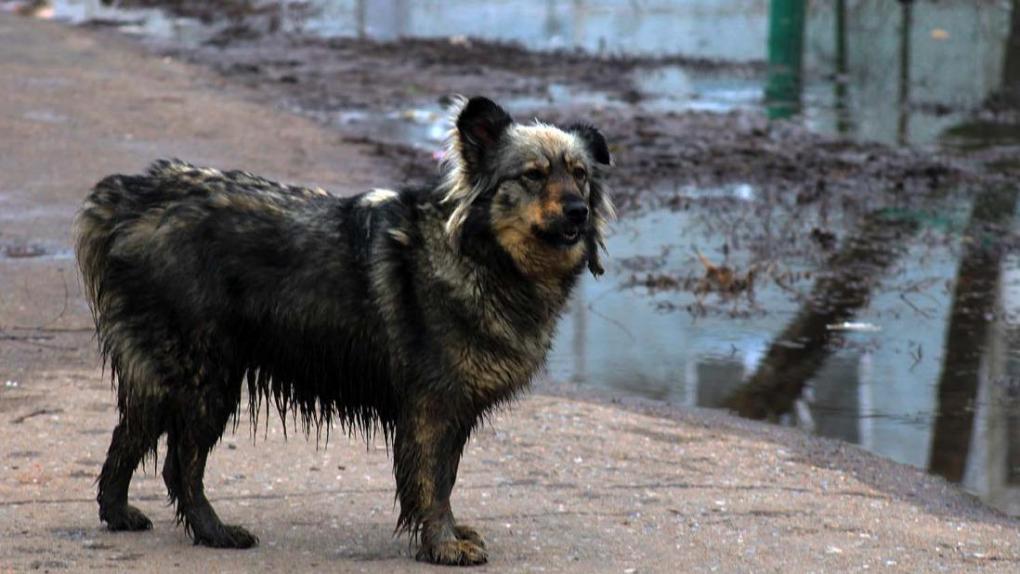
[534, 224, 584, 247]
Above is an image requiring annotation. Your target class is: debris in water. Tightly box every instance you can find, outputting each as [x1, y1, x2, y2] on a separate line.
[826, 321, 881, 332]
[695, 249, 758, 298]
[2, 243, 48, 259]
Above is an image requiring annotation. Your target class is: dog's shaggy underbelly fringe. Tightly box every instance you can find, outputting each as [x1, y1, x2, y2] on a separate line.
[79, 166, 405, 441]
[240, 326, 398, 439]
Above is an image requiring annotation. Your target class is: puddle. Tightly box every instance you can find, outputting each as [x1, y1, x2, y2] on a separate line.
[941, 119, 1020, 152]
[318, 0, 1012, 148]
[22, 109, 70, 124]
[301, 0, 771, 59]
[257, 0, 1020, 148]
[316, 73, 760, 151]
[0, 241, 73, 261]
[632, 67, 761, 113]
[31, 0, 1018, 149]
[547, 185, 1020, 516]
[329, 107, 448, 150]
[40, 0, 214, 43]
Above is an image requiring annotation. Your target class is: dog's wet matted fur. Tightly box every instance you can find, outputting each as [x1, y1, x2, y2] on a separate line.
[75, 96, 614, 565]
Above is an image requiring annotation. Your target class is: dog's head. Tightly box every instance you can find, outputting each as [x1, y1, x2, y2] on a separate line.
[441, 96, 614, 279]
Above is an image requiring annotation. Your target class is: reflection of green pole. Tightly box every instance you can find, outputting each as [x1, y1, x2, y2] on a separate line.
[765, 0, 807, 119]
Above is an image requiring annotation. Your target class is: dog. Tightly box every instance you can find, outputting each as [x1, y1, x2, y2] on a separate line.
[75, 96, 613, 565]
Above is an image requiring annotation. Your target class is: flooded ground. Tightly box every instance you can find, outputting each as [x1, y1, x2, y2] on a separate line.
[10, 0, 1020, 515]
[33, 0, 1020, 147]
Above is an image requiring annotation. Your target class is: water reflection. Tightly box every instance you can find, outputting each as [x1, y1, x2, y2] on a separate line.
[724, 208, 920, 420]
[804, 0, 1012, 146]
[929, 186, 1019, 483]
[36, 0, 1018, 147]
[547, 185, 1019, 515]
[832, 0, 851, 135]
[975, 324, 1020, 514]
[896, 0, 912, 146]
[942, 0, 1020, 148]
[1005, 0, 1020, 102]
[355, 0, 407, 40]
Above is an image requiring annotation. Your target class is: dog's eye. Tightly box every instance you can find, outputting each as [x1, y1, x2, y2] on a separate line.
[522, 169, 545, 182]
[572, 167, 587, 181]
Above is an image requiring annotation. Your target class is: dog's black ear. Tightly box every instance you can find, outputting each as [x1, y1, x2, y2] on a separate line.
[586, 234, 605, 277]
[569, 123, 611, 166]
[456, 97, 514, 176]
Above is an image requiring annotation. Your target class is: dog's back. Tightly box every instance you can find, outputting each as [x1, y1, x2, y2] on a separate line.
[77, 158, 396, 417]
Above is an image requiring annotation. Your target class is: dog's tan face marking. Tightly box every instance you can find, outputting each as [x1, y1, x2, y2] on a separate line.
[443, 96, 614, 278]
[488, 124, 591, 278]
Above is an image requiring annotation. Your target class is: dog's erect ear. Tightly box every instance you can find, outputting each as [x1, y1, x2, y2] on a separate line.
[569, 123, 612, 166]
[456, 97, 514, 176]
[441, 97, 514, 245]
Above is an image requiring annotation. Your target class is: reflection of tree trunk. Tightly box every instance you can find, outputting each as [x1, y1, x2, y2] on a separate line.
[928, 186, 1019, 483]
[1005, 0, 1020, 96]
[986, 0, 1020, 108]
[834, 0, 851, 135]
[356, 0, 366, 39]
[897, 0, 913, 145]
[725, 211, 919, 419]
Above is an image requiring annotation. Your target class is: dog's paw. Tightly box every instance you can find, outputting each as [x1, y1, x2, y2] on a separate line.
[416, 539, 488, 566]
[194, 524, 259, 549]
[454, 524, 486, 549]
[102, 504, 153, 532]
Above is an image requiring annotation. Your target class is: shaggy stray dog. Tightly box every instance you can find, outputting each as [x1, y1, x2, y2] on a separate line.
[76, 96, 613, 565]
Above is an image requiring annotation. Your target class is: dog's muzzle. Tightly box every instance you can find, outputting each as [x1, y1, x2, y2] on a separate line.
[560, 198, 588, 244]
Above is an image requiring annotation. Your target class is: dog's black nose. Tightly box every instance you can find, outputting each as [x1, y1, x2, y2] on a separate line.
[565, 202, 589, 225]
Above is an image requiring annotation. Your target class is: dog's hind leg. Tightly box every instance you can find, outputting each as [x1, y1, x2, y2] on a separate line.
[98, 393, 165, 532]
[163, 384, 257, 549]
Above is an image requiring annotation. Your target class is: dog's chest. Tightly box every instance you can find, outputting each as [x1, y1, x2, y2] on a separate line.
[444, 279, 565, 400]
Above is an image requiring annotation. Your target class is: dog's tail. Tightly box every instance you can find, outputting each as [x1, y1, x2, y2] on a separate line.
[75, 160, 193, 330]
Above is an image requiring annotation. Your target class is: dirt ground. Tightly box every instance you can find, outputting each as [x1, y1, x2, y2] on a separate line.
[1, 13, 1020, 573]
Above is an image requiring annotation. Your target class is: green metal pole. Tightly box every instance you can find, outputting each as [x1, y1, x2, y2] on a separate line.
[765, 0, 808, 119]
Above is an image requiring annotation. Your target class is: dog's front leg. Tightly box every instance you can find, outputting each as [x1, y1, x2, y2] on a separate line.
[393, 402, 487, 566]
